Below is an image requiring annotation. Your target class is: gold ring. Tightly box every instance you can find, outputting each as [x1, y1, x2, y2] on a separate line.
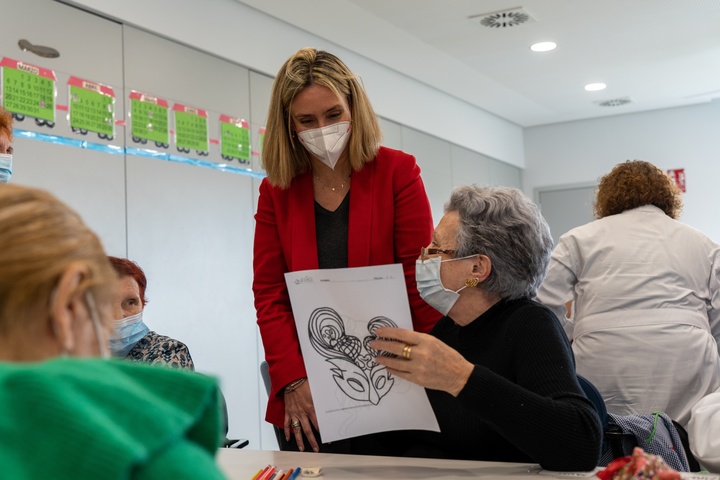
[402, 344, 413, 360]
[291, 421, 301, 429]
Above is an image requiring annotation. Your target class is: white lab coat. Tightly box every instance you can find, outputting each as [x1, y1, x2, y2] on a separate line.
[688, 392, 720, 473]
[536, 205, 720, 426]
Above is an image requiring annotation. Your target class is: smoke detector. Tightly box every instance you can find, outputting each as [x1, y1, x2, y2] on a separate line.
[594, 97, 633, 107]
[470, 7, 536, 28]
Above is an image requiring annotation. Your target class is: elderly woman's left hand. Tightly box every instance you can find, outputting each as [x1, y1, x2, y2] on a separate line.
[370, 327, 474, 397]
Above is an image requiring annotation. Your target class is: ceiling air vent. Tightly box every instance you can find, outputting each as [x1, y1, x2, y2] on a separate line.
[594, 97, 633, 107]
[470, 7, 535, 28]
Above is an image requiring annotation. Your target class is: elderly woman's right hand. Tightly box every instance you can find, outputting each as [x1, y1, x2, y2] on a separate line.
[371, 327, 474, 397]
[283, 381, 320, 452]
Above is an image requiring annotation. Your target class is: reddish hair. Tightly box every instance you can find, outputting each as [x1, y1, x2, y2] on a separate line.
[0, 106, 12, 142]
[107, 256, 148, 306]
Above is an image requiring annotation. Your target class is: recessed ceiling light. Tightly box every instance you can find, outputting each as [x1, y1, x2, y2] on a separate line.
[585, 83, 607, 92]
[530, 41, 556, 52]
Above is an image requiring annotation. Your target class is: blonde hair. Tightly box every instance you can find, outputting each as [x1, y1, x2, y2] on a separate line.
[263, 48, 382, 188]
[0, 184, 116, 333]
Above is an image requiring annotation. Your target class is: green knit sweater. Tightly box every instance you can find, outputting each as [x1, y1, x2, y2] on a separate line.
[0, 358, 227, 479]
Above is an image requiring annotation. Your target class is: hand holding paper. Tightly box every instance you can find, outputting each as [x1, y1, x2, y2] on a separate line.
[285, 264, 439, 443]
[283, 381, 319, 452]
[370, 327, 475, 398]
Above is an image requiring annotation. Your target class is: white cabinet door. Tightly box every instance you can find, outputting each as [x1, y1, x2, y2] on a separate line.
[1, 0, 126, 255]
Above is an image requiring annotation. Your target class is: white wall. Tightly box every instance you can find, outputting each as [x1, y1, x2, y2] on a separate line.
[524, 100, 720, 242]
[64, 0, 524, 169]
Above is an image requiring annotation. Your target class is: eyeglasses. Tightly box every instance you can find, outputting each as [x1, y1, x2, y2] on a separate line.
[420, 247, 457, 261]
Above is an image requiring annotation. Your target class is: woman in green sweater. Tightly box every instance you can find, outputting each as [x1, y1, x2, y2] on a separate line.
[371, 185, 602, 472]
[0, 184, 226, 479]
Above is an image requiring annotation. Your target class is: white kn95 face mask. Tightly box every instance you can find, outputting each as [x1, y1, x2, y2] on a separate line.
[297, 121, 351, 170]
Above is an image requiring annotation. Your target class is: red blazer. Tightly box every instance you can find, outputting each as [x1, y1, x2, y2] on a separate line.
[253, 146, 440, 426]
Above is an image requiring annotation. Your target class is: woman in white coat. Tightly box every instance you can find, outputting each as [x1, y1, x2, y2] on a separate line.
[536, 160, 720, 427]
[688, 392, 720, 472]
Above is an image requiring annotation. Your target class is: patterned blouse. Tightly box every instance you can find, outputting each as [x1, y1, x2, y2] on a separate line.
[125, 331, 194, 370]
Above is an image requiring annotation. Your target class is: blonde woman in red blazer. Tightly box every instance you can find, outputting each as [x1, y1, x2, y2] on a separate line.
[253, 48, 438, 454]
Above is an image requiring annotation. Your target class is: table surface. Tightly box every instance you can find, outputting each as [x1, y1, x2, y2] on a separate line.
[217, 449, 580, 480]
[216, 449, 720, 480]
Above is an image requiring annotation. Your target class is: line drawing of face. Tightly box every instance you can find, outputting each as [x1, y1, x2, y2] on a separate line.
[308, 307, 396, 405]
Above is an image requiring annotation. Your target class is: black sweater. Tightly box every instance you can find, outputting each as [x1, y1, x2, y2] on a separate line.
[402, 297, 602, 471]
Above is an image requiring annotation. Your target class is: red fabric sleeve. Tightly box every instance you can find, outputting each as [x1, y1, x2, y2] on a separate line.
[252, 179, 306, 426]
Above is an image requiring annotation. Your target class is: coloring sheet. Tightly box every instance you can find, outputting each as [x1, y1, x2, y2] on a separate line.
[285, 264, 439, 443]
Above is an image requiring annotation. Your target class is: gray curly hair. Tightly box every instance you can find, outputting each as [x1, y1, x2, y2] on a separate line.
[445, 185, 553, 300]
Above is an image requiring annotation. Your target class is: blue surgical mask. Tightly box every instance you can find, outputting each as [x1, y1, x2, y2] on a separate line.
[109, 311, 149, 358]
[0, 153, 12, 184]
[415, 256, 474, 316]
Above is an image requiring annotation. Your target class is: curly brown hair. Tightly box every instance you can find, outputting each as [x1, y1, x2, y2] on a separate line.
[594, 160, 683, 219]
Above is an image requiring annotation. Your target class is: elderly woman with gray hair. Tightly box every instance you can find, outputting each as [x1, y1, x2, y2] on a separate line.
[371, 185, 602, 472]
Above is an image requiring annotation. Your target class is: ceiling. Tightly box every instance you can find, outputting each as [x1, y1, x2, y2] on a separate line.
[236, 0, 720, 127]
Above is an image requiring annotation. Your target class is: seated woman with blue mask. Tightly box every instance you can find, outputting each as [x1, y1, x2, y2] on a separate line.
[108, 256, 194, 369]
[0, 184, 225, 479]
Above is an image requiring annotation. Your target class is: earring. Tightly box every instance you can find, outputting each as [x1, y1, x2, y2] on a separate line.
[465, 278, 479, 288]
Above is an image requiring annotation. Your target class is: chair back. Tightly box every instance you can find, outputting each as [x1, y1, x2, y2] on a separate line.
[260, 360, 272, 396]
[578, 375, 692, 472]
[218, 388, 249, 449]
[260, 360, 284, 449]
[600, 412, 690, 471]
[577, 374, 608, 431]
[577, 375, 698, 472]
